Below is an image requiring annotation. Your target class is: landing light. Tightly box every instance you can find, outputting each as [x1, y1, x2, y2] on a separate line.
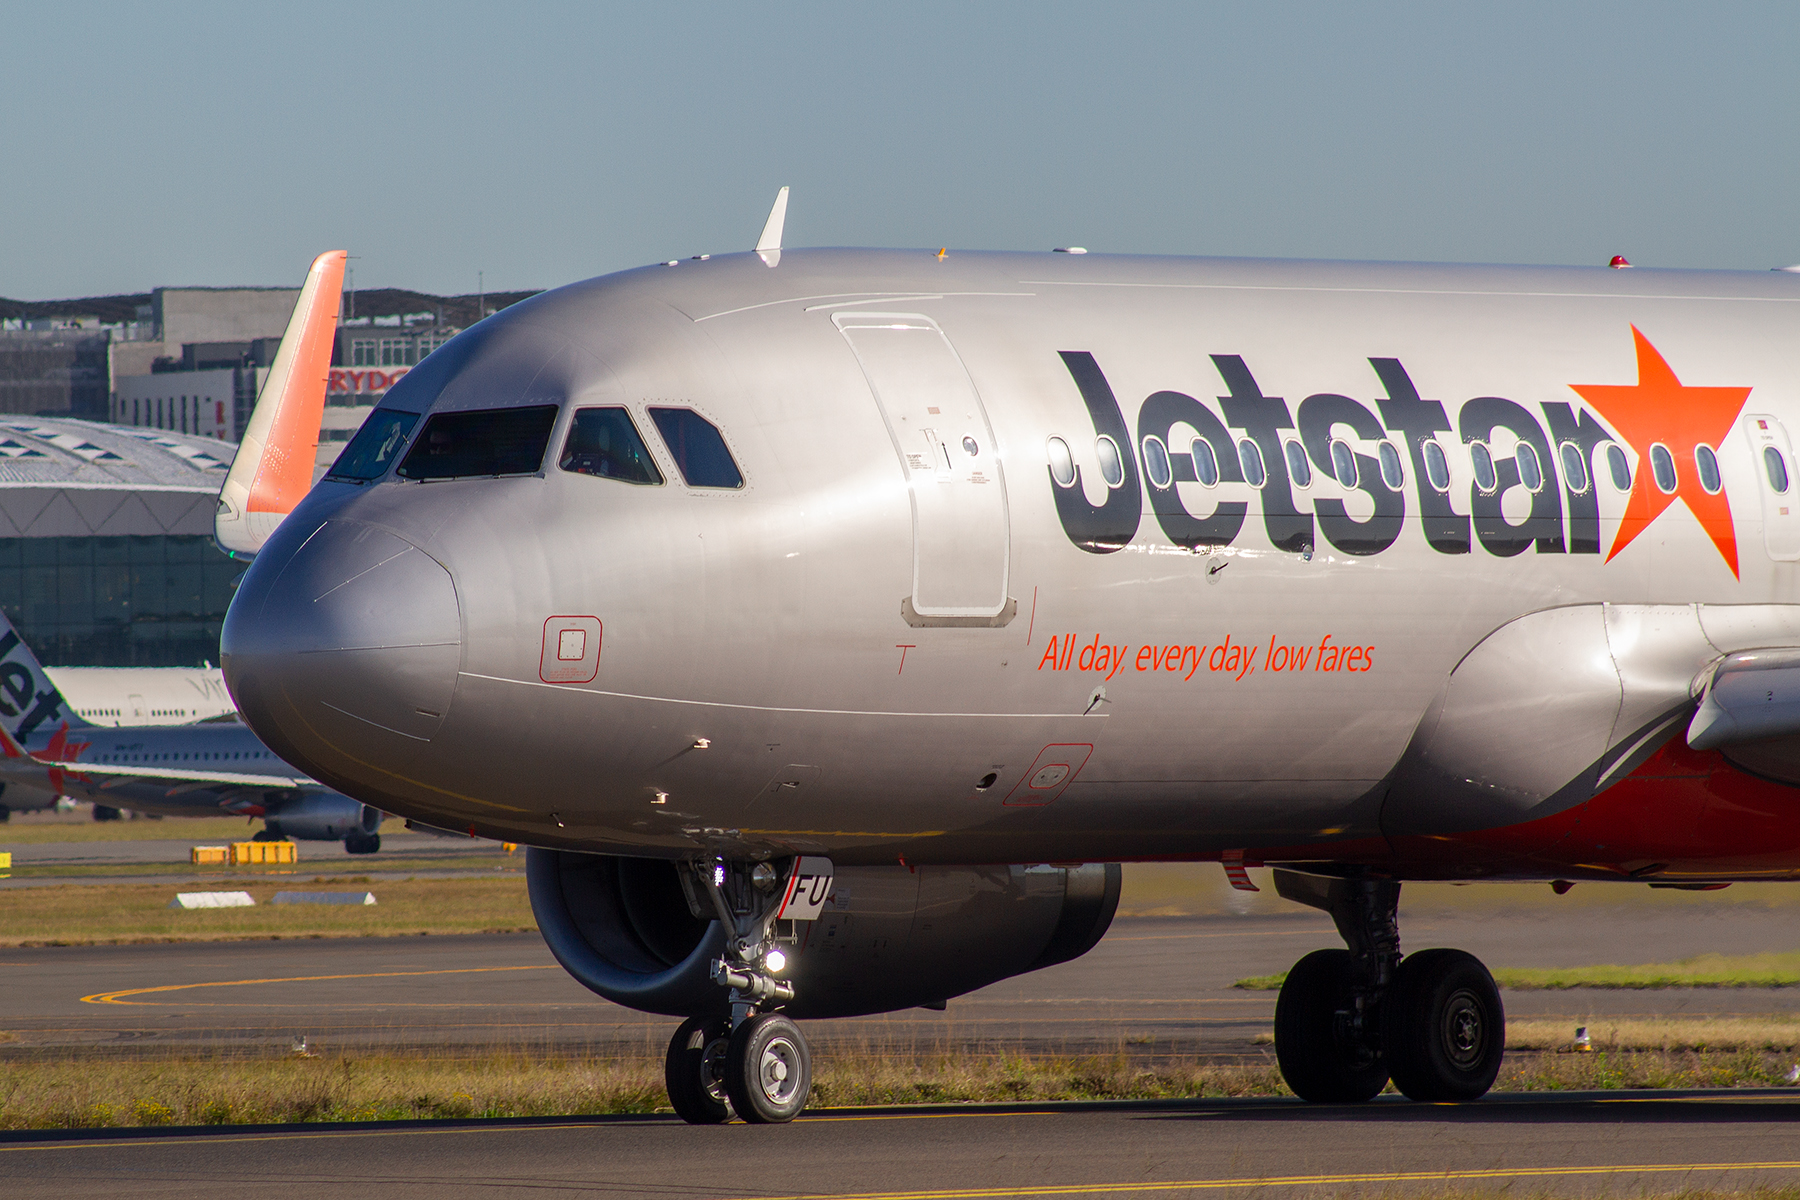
[764, 948, 787, 973]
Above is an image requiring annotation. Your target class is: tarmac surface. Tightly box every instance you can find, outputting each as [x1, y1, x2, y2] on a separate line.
[7, 879, 1800, 1196]
[7, 906, 1800, 1058]
[7, 1092, 1800, 1199]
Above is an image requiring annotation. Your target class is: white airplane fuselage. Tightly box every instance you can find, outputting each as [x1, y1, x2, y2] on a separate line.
[222, 249, 1800, 882]
[49, 666, 233, 725]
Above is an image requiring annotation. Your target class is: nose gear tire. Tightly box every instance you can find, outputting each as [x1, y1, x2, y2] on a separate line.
[1273, 948, 1389, 1102]
[664, 1015, 734, 1124]
[724, 1013, 811, 1124]
[1382, 948, 1505, 1102]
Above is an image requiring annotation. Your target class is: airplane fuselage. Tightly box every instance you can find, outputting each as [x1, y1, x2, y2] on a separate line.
[223, 249, 1800, 881]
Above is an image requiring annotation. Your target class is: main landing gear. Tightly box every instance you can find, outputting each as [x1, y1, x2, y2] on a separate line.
[1271, 870, 1504, 1103]
[663, 859, 815, 1124]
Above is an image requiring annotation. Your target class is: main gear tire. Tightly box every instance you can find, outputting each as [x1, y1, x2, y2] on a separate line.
[664, 1015, 734, 1124]
[724, 1013, 811, 1124]
[344, 831, 381, 854]
[1274, 948, 1389, 1103]
[1382, 948, 1505, 1102]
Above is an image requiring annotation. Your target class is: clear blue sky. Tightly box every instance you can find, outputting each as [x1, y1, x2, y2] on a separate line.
[4, 2, 1796, 299]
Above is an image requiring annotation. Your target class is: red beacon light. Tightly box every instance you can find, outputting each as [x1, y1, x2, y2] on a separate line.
[1609, 255, 1633, 269]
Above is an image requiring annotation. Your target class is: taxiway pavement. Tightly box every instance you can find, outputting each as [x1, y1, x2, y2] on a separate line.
[6, 1092, 1800, 1199]
[6, 906, 1799, 1058]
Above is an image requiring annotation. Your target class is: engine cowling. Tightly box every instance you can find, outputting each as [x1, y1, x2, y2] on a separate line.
[528, 849, 1121, 1019]
[264, 792, 382, 841]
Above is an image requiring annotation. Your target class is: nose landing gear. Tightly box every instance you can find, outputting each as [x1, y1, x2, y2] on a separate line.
[662, 858, 824, 1125]
[1271, 870, 1504, 1104]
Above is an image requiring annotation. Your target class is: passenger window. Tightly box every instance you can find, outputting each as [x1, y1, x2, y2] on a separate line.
[1766, 446, 1790, 494]
[1284, 440, 1311, 487]
[1559, 441, 1590, 495]
[1650, 443, 1677, 494]
[396, 405, 559, 481]
[648, 407, 744, 489]
[1141, 436, 1173, 489]
[1470, 441, 1497, 494]
[1329, 439, 1357, 489]
[328, 409, 420, 481]
[560, 408, 663, 485]
[1696, 444, 1722, 494]
[1422, 439, 1450, 492]
[1190, 437, 1220, 487]
[1047, 436, 1076, 487]
[1237, 438, 1266, 488]
[1095, 436, 1125, 487]
[1515, 442, 1544, 493]
[1607, 444, 1632, 491]
[1378, 441, 1405, 490]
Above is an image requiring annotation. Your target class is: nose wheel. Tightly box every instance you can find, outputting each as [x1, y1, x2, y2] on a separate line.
[724, 1013, 812, 1123]
[664, 1015, 734, 1124]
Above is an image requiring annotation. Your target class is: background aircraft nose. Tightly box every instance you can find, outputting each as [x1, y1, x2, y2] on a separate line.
[223, 520, 462, 779]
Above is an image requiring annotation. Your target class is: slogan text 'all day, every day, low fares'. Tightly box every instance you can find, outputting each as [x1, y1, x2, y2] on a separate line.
[1035, 633, 1376, 683]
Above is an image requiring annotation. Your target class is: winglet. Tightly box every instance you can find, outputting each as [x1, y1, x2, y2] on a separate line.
[215, 250, 347, 556]
[755, 187, 789, 267]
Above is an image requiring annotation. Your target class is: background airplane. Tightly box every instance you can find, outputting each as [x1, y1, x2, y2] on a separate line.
[0, 664, 236, 820]
[0, 606, 382, 849]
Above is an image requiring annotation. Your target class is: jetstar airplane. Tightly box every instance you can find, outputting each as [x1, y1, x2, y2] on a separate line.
[0, 608, 384, 850]
[221, 190, 1800, 1121]
[0, 665, 235, 818]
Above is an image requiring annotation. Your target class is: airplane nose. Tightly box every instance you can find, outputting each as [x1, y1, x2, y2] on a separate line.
[223, 520, 462, 777]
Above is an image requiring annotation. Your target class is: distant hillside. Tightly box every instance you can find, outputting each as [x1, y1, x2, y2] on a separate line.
[0, 288, 542, 327]
[341, 289, 542, 327]
[0, 294, 150, 323]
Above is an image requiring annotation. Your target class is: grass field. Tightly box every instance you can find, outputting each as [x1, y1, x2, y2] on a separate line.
[3, 1026, 1799, 1129]
[1237, 951, 1800, 991]
[1118, 863, 1800, 918]
[0, 876, 535, 945]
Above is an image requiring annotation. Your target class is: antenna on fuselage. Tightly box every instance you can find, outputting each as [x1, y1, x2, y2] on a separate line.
[755, 186, 789, 268]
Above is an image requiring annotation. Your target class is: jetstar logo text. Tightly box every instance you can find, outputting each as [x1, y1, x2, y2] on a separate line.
[1046, 328, 1753, 578]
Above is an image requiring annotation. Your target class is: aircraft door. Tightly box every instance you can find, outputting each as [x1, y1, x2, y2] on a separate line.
[1743, 414, 1800, 561]
[127, 693, 145, 722]
[836, 314, 1010, 618]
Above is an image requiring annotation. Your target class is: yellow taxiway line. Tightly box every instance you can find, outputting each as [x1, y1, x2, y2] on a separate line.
[725, 1161, 1800, 1200]
[81, 965, 560, 1005]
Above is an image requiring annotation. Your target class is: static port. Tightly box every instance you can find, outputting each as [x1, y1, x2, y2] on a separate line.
[975, 772, 998, 791]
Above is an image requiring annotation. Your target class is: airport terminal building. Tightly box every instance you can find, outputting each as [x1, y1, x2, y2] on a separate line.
[0, 419, 239, 666]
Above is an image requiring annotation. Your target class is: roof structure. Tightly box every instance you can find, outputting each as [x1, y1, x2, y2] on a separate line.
[0, 418, 232, 539]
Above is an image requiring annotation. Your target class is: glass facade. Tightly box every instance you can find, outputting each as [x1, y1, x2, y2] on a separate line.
[0, 536, 238, 666]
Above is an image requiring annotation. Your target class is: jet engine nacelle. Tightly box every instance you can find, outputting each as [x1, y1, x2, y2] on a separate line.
[527, 849, 1121, 1019]
[264, 793, 382, 841]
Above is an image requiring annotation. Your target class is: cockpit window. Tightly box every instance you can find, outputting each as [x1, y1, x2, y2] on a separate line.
[559, 407, 663, 484]
[396, 405, 558, 480]
[648, 407, 744, 489]
[328, 409, 420, 481]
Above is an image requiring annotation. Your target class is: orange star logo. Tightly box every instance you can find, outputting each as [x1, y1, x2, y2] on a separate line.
[1569, 327, 1751, 578]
